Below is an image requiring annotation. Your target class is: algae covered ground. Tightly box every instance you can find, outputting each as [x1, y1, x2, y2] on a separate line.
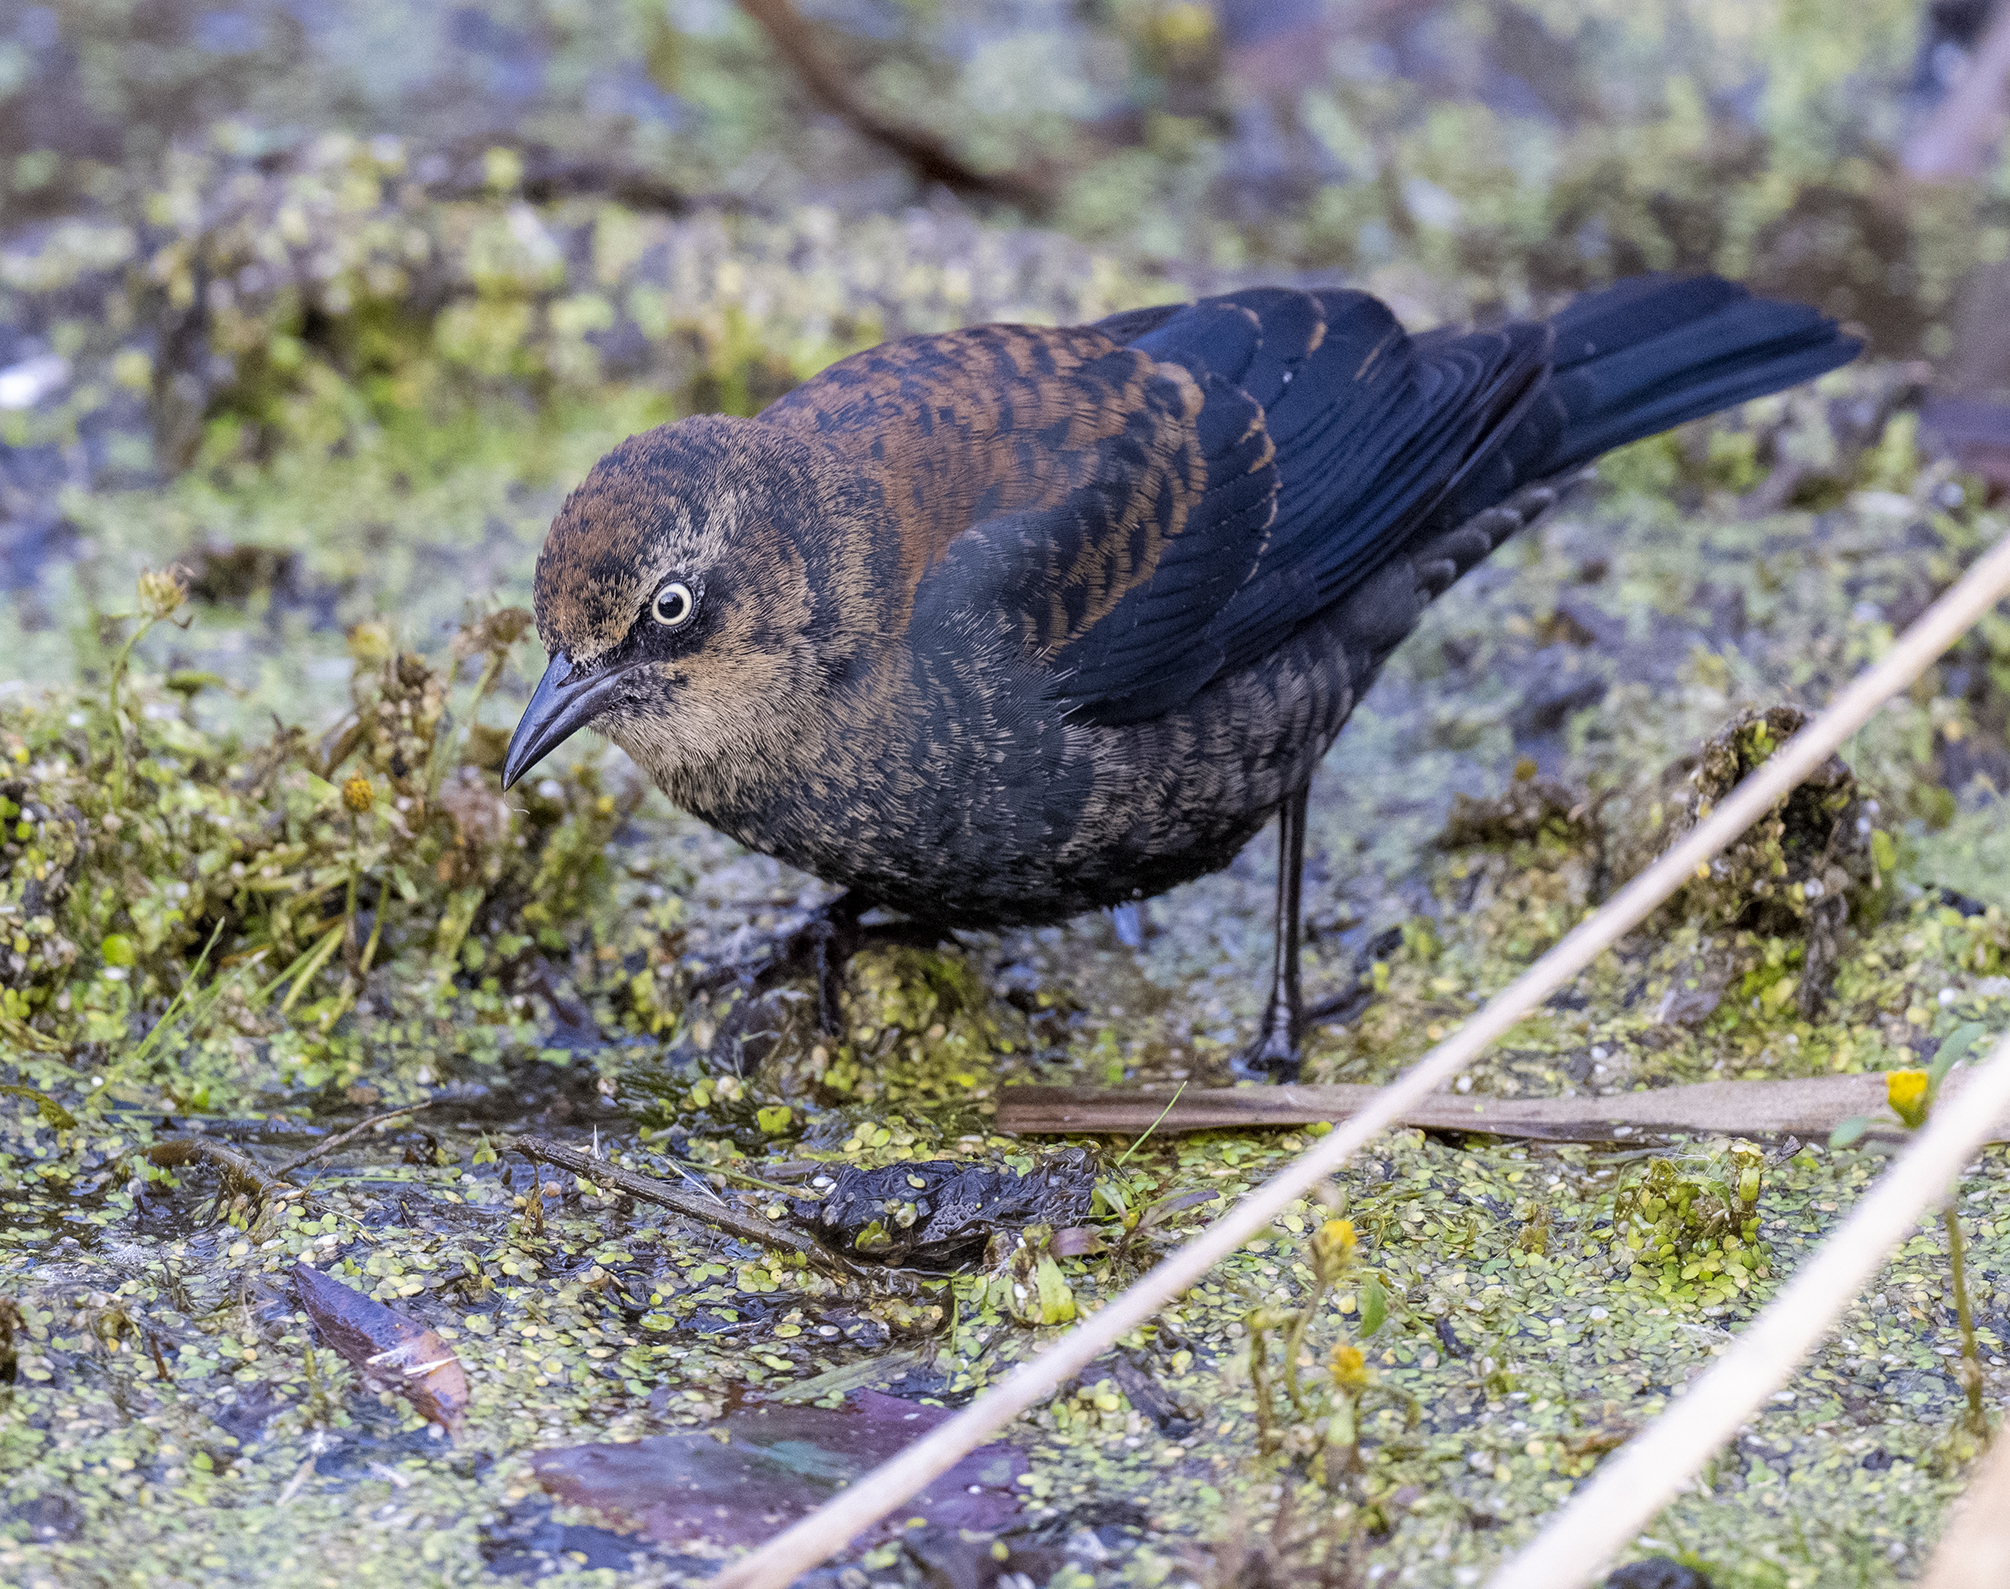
[7, 3, 2010, 1587]
[8, 323, 2010, 1588]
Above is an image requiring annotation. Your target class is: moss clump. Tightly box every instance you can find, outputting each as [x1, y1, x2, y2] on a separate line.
[1661, 705, 1887, 1019]
[1671, 706, 1884, 930]
[0, 585, 630, 1108]
[1611, 1142, 1770, 1304]
[1441, 770, 1598, 856]
[806, 945, 1027, 1107]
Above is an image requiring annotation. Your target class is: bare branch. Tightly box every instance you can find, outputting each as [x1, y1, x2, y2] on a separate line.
[737, 0, 1052, 210]
[998, 1072, 2005, 1145]
[511, 1134, 874, 1283]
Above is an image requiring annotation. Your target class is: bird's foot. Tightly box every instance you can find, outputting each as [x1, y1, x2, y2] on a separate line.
[1231, 1006, 1302, 1084]
[692, 895, 859, 1033]
[693, 894, 947, 1036]
[1230, 981, 1378, 1084]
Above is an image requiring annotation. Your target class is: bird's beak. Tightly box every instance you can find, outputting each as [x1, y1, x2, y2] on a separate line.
[502, 651, 629, 789]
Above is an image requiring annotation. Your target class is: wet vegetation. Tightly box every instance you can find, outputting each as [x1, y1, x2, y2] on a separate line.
[6, 2, 2010, 1586]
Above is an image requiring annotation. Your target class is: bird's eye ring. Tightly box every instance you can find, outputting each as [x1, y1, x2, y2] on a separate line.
[652, 580, 697, 628]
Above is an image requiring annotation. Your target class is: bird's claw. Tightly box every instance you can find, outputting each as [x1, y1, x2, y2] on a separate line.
[1231, 1007, 1302, 1084]
[690, 896, 861, 1027]
[807, 912, 852, 1035]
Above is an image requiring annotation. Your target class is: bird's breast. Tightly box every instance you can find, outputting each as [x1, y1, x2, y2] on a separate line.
[652, 615, 1361, 927]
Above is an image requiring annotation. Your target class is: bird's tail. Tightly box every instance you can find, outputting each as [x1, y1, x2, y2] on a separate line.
[1438, 275, 1860, 525]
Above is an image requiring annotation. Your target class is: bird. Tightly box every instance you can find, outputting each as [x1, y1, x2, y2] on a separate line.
[503, 273, 1859, 1079]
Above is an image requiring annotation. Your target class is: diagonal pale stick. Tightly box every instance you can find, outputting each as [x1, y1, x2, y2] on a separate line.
[712, 527, 2010, 1589]
[1488, 1030, 2010, 1589]
[1918, 1396, 2010, 1589]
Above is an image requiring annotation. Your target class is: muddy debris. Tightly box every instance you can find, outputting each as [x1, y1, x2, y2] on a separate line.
[791, 1147, 1098, 1270]
[176, 541, 304, 607]
[1440, 771, 1599, 851]
[1662, 705, 1885, 1018]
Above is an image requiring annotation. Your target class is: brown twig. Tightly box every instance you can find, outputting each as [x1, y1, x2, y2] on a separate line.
[511, 1135, 871, 1281]
[147, 1137, 298, 1205]
[996, 1072, 2008, 1143]
[426, 143, 697, 215]
[736, 0, 1052, 210]
[143, 1137, 378, 1243]
[515, 157, 691, 214]
[275, 1103, 432, 1180]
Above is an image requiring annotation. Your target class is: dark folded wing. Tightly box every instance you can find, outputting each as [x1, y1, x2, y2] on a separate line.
[1052, 288, 1551, 721]
[1057, 277, 1856, 723]
[770, 279, 1855, 728]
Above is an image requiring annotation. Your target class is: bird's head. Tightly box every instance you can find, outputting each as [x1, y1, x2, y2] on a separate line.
[503, 415, 890, 800]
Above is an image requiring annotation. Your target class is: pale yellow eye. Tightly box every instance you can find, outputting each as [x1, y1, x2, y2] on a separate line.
[652, 581, 695, 628]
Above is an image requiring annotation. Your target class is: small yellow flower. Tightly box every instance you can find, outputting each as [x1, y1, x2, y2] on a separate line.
[1887, 1068, 1931, 1130]
[137, 567, 188, 619]
[1330, 1343, 1371, 1393]
[341, 775, 375, 814]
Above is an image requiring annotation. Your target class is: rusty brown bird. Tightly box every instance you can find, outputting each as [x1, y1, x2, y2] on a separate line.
[505, 275, 1858, 1077]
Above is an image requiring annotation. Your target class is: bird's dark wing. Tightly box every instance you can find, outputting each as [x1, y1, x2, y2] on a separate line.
[766, 279, 1855, 726]
[1059, 276, 1856, 722]
[1052, 288, 1553, 720]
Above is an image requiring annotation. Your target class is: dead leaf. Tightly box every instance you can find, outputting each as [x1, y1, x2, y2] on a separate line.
[1144, 1188, 1225, 1221]
[1049, 1225, 1106, 1257]
[530, 1389, 1025, 1549]
[293, 1261, 468, 1434]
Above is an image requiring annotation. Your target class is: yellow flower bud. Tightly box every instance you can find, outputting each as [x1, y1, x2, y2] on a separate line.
[346, 620, 393, 665]
[137, 566, 188, 619]
[1887, 1068, 1931, 1130]
[1330, 1342, 1371, 1393]
[1313, 1217, 1358, 1269]
[342, 775, 375, 814]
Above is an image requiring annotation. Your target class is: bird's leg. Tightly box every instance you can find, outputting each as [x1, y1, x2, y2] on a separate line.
[810, 892, 866, 1035]
[1233, 788, 1308, 1083]
[694, 891, 948, 1037]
